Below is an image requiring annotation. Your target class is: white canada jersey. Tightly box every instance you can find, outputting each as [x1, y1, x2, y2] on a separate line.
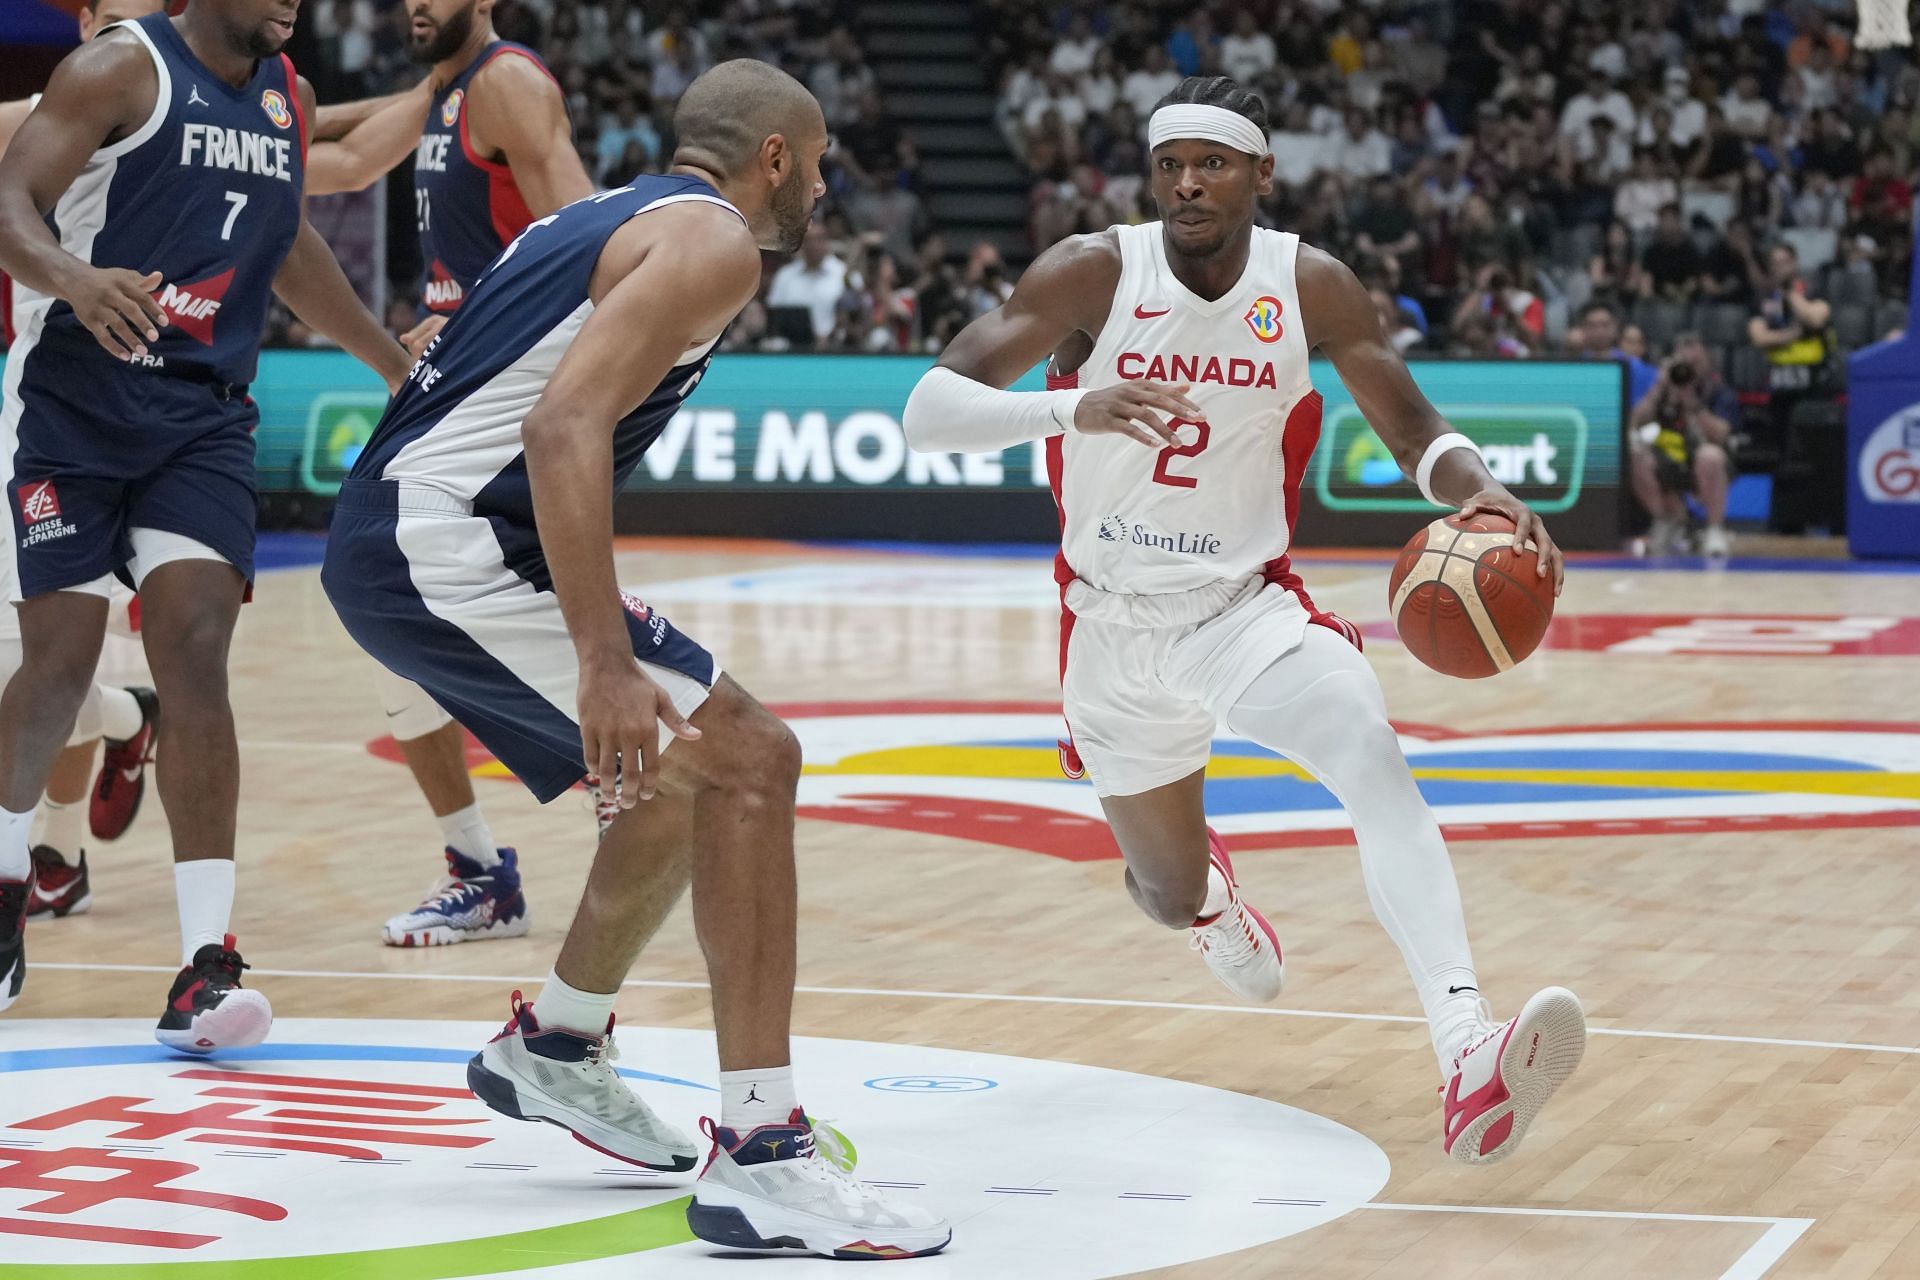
[1052, 222, 1321, 596]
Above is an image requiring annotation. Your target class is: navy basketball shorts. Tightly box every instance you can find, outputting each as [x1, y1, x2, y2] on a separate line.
[323, 480, 719, 803]
[2, 342, 256, 600]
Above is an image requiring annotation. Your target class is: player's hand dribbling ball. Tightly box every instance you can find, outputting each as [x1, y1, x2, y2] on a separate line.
[1388, 512, 1555, 678]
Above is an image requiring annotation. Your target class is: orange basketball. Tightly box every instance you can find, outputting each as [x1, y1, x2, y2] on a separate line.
[1388, 512, 1555, 678]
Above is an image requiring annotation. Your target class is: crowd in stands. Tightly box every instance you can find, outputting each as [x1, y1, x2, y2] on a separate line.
[297, 0, 992, 355]
[984, 0, 1915, 547]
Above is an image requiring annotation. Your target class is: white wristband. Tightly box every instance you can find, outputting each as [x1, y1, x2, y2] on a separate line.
[1415, 432, 1482, 506]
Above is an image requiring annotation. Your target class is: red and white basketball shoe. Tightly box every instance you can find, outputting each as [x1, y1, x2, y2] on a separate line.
[91, 686, 158, 841]
[1188, 829, 1285, 1003]
[1441, 986, 1586, 1164]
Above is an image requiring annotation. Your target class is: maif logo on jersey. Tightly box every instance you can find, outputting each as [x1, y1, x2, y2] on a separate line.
[260, 89, 291, 130]
[1243, 294, 1283, 343]
[156, 268, 235, 347]
[440, 89, 464, 127]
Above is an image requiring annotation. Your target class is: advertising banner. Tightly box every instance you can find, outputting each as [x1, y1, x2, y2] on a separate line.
[3, 352, 1629, 549]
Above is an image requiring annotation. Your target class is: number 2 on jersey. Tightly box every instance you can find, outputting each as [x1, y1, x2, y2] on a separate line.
[1152, 418, 1211, 488]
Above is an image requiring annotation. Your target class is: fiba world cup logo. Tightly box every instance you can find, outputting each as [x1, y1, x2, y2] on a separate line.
[1243, 295, 1284, 344]
[441, 90, 465, 127]
[260, 89, 292, 129]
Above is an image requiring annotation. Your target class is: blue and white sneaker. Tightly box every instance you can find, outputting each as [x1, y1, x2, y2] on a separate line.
[382, 847, 529, 947]
[688, 1111, 951, 1259]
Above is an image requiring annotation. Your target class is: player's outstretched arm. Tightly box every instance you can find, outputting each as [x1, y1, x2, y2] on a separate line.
[308, 79, 432, 197]
[903, 232, 1199, 453]
[1299, 244, 1563, 592]
[313, 88, 416, 141]
[272, 78, 412, 390]
[521, 203, 759, 802]
[467, 53, 593, 216]
[0, 33, 167, 359]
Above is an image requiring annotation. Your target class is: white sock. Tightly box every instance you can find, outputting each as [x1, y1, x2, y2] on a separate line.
[1429, 979, 1489, 1067]
[1196, 863, 1230, 922]
[720, 1064, 798, 1131]
[437, 803, 501, 867]
[99, 686, 144, 743]
[0, 804, 31, 880]
[173, 859, 235, 967]
[1224, 627, 1486, 1077]
[533, 968, 615, 1037]
[39, 796, 85, 858]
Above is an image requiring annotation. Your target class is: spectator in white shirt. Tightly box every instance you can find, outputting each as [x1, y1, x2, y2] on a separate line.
[1121, 45, 1181, 120]
[810, 28, 878, 130]
[1614, 146, 1679, 233]
[1079, 47, 1121, 117]
[1023, 70, 1088, 134]
[1576, 115, 1633, 181]
[1219, 9, 1277, 84]
[1267, 102, 1326, 187]
[1049, 13, 1101, 77]
[1721, 72, 1772, 139]
[1331, 108, 1393, 182]
[1560, 72, 1635, 141]
[767, 224, 849, 343]
[1794, 44, 1840, 112]
[1643, 68, 1707, 148]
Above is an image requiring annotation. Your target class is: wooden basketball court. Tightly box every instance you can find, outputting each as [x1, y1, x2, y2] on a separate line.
[8, 533, 1920, 1278]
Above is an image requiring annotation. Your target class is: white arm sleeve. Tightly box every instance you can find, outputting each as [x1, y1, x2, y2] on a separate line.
[903, 365, 1089, 454]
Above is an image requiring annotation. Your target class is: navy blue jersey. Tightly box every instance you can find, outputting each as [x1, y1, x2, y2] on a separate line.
[352, 176, 741, 578]
[413, 41, 555, 314]
[18, 13, 305, 386]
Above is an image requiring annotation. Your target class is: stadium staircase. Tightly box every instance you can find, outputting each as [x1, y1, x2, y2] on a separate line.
[860, 1, 1031, 263]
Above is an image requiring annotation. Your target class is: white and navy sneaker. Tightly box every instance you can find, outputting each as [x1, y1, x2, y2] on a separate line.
[382, 846, 529, 947]
[0, 863, 33, 1013]
[1188, 829, 1285, 1003]
[1441, 986, 1587, 1164]
[154, 934, 273, 1053]
[466, 992, 698, 1171]
[688, 1110, 951, 1259]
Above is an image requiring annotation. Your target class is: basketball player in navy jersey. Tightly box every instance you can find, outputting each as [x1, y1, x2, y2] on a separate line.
[906, 76, 1584, 1165]
[0, 0, 411, 1047]
[324, 60, 950, 1260]
[317, 0, 597, 950]
[0, 0, 430, 925]
[0, 0, 168, 924]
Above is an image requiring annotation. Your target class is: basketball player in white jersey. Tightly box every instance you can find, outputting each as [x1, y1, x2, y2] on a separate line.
[904, 77, 1586, 1165]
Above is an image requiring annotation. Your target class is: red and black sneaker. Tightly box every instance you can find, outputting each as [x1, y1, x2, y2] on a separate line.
[26, 846, 89, 919]
[0, 862, 33, 1013]
[90, 686, 158, 842]
[154, 933, 273, 1054]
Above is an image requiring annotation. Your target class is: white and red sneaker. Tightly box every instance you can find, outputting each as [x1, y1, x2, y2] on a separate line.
[1188, 829, 1285, 1003]
[1441, 986, 1586, 1164]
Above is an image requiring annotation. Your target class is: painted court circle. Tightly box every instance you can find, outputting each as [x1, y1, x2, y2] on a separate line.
[0, 1018, 1388, 1277]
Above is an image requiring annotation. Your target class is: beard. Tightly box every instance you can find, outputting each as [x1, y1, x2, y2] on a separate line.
[241, 25, 287, 57]
[410, 2, 477, 64]
[768, 166, 813, 254]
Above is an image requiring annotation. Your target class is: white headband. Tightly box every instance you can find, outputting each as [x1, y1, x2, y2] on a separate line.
[1147, 103, 1267, 156]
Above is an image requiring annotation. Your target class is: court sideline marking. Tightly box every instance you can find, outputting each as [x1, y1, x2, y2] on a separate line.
[31, 962, 1920, 1057]
[1357, 1203, 1812, 1280]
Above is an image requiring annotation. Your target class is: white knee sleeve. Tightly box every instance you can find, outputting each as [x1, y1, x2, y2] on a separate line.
[373, 662, 453, 741]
